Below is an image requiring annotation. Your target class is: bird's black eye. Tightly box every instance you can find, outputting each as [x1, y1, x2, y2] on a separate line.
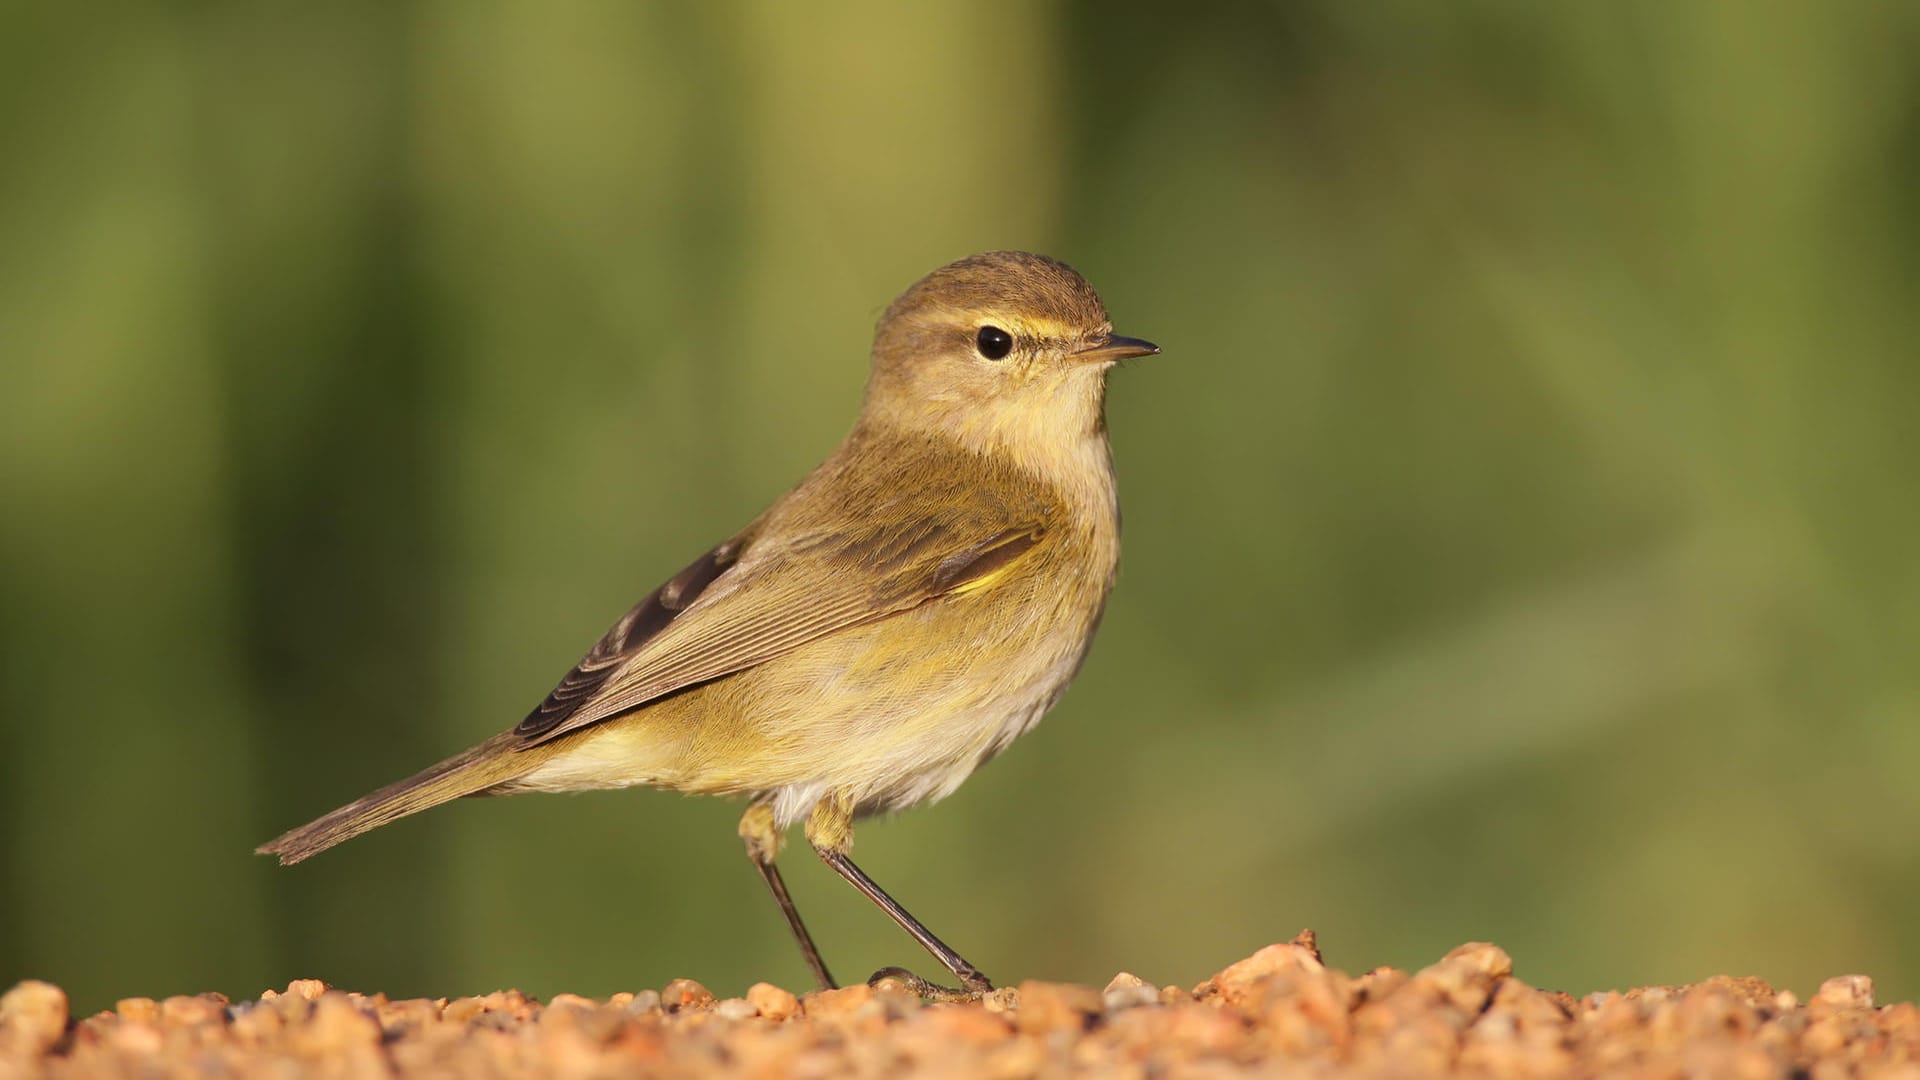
[975, 325, 1013, 360]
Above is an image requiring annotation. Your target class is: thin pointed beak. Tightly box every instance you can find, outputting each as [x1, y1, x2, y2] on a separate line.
[1072, 334, 1161, 364]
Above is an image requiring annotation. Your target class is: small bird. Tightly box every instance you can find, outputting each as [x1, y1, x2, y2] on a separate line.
[258, 251, 1159, 998]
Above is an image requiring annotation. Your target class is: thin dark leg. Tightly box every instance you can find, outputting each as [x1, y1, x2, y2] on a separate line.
[816, 848, 994, 994]
[751, 856, 837, 991]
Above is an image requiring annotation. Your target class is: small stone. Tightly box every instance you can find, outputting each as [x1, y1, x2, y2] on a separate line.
[1014, 980, 1103, 1033]
[1407, 943, 1513, 1016]
[508, 990, 542, 1020]
[746, 982, 798, 1021]
[1802, 1016, 1850, 1056]
[1813, 975, 1874, 1012]
[978, 986, 1021, 1013]
[1161, 1001, 1249, 1055]
[903, 1003, 1012, 1045]
[374, 991, 439, 1037]
[159, 994, 227, 1026]
[1103, 972, 1158, 1011]
[1200, 940, 1327, 1006]
[661, 979, 713, 1010]
[1696, 975, 1778, 1006]
[306, 994, 380, 1047]
[115, 997, 160, 1024]
[108, 1020, 163, 1056]
[1353, 967, 1409, 1005]
[801, 985, 873, 1017]
[285, 978, 329, 1001]
[624, 989, 663, 1015]
[1, 980, 69, 1056]
[714, 997, 759, 1020]
[1279, 968, 1356, 1049]
[536, 997, 593, 1036]
[1439, 942, 1514, 981]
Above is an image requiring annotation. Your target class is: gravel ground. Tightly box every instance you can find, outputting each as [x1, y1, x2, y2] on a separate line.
[4, 932, 1913, 1078]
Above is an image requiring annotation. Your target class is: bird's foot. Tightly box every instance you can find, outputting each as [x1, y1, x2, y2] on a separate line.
[866, 965, 994, 1003]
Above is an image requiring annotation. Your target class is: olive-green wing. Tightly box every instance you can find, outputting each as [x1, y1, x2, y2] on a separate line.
[512, 498, 1047, 747]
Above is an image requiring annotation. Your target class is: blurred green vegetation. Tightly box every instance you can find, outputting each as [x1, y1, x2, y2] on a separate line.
[3, 2, 1918, 1014]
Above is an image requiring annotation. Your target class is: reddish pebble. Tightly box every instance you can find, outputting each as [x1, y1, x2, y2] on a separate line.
[545, 993, 598, 1013]
[115, 997, 160, 1024]
[801, 984, 873, 1017]
[907, 1003, 1012, 1044]
[1201, 938, 1327, 1006]
[1014, 980, 1102, 1034]
[159, 994, 226, 1026]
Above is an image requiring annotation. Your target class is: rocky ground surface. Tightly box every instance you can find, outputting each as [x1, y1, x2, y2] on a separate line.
[3, 932, 1914, 1078]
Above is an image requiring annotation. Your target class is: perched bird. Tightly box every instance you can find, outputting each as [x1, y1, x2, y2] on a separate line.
[258, 251, 1159, 998]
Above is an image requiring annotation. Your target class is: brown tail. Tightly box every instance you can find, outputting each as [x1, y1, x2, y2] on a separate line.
[256, 732, 553, 865]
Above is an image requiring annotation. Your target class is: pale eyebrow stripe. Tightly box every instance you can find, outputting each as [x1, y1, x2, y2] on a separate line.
[1016, 316, 1098, 343]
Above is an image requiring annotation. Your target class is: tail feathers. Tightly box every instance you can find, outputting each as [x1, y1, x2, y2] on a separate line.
[256, 732, 547, 865]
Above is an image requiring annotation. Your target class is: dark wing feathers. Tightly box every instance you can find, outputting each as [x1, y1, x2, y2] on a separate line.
[513, 534, 748, 738]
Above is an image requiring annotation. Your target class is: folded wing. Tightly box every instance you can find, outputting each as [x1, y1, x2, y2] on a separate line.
[514, 468, 1051, 747]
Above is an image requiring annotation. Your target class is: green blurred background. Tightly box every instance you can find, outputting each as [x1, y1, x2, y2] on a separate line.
[3, 2, 1918, 1015]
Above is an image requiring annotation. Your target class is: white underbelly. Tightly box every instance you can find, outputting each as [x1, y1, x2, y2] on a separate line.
[765, 641, 1082, 828]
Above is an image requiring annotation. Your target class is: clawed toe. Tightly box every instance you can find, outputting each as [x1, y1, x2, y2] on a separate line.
[866, 965, 993, 1003]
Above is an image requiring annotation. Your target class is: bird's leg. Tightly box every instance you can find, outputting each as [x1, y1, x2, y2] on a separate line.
[805, 795, 995, 1000]
[740, 801, 836, 991]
